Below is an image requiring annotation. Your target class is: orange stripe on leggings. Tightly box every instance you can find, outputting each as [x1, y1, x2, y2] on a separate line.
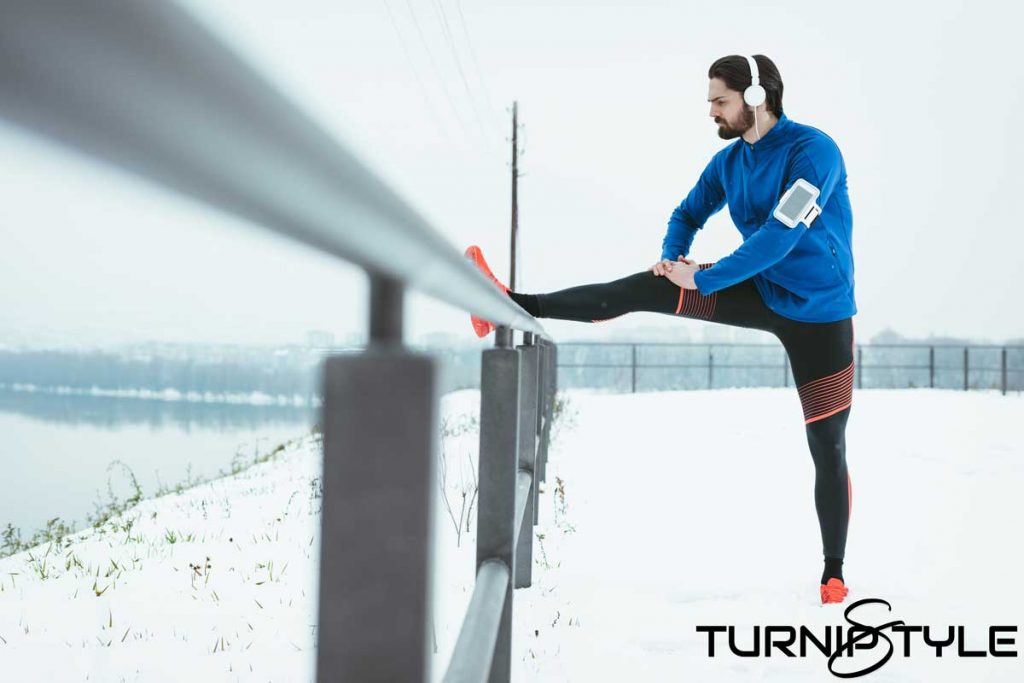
[677, 289, 717, 320]
[802, 378, 855, 416]
[847, 470, 852, 519]
[799, 362, 854, 423]
[674, 262, 717, 319]
[805, 401, 852, 425]
[799, 362, 853, 394]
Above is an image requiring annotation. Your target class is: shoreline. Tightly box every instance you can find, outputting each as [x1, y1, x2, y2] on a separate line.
[0, 429, 318, 562]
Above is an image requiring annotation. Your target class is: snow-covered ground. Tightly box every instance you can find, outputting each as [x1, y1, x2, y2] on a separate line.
[501, 388, 1024, 682]
[1, 388, 1021, 681]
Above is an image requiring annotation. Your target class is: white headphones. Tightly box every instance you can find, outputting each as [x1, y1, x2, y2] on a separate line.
[743, 55, 766, 141]
[743, 55, 766, 108]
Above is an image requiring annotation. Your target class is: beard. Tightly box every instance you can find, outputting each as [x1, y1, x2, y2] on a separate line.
[715, 106, 755, 140]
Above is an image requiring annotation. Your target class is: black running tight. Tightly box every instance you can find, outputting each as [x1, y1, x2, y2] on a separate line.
[514, 266, 854, 562]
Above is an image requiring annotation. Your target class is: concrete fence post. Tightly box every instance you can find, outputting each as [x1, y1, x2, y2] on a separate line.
[534, 343, 546, 524]
[317, 274, 435, 682]
[542, 344, 558, 485]
[474, 325, 520, 683]
[514, 341, 539, 588]
[631, 344, 637, 393]
[964, 347, 969, 391]
[1002, 347, 1008, 396]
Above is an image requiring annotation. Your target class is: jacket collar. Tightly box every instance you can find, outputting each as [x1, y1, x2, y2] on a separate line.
[744, 111, 790, 150]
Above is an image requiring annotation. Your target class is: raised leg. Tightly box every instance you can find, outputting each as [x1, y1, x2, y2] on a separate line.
[524, 267, 777, 333]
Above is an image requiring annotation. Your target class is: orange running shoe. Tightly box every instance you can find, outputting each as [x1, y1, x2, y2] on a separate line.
[464, 245, 510, 338]
[820, 577, 849, 604]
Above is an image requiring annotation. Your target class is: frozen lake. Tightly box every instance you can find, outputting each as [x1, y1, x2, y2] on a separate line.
[0, 389, 314, 536]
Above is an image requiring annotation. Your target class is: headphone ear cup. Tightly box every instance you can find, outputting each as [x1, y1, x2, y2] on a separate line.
[744, 84, 766, 108]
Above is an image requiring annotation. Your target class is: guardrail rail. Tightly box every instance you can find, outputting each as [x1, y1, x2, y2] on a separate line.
[0, 2, 556, 680]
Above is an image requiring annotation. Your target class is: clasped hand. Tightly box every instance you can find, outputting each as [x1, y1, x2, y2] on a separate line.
[650, 256, 699, 290]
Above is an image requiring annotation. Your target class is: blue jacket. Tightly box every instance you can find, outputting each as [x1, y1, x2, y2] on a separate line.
[661, 112, 856, 323]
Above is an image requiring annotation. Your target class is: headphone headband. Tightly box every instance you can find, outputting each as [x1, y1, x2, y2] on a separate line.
[745, 55, 760, 89]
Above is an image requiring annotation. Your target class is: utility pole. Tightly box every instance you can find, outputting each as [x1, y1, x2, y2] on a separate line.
[509, 101, 519, 291]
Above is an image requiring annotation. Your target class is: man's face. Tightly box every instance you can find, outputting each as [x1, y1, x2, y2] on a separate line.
[707, 78, 753, 140]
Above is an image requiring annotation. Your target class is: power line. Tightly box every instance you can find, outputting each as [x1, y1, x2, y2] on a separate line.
[381, 0, 455, 147]
[509, 101, 519, 290]
[453, 0, 503, 133]
[429, 0, 496, 153]
[402, 0, 475, 145]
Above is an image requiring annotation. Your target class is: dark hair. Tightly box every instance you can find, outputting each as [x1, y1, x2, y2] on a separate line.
[708, 54, 784, 118]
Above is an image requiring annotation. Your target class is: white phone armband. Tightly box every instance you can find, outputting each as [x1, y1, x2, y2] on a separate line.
[773, 178, 822, 228]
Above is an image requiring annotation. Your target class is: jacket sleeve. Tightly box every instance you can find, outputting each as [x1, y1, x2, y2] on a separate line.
[660, 155, 726, 261]
[693, 136, 844, 295]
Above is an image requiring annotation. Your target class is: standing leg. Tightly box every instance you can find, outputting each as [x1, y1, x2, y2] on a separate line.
[805, 409, 852, 561]
[777, 318, 855, 594]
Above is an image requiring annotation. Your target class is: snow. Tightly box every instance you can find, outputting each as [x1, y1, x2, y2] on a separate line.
[1, 388, 1021, 681]
[502, 388, 1024, 682]
[0, 431, 323, 681]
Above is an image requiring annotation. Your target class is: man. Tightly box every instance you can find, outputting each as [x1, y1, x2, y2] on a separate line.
[657, 54, 856, 605]
[467, 54, 856, 604]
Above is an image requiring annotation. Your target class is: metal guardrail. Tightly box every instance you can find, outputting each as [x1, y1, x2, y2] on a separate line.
[445, 332, 556, 681]
[0, 0, 543, 337]
[0, 2, 555, 680]
[557, 343, 1024, 395]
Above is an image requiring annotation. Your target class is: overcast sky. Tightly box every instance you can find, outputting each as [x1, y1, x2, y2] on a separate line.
[1, 0, 1022, 349]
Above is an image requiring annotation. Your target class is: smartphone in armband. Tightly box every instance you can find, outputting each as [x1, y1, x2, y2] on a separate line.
[773, 178, 822, 228]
